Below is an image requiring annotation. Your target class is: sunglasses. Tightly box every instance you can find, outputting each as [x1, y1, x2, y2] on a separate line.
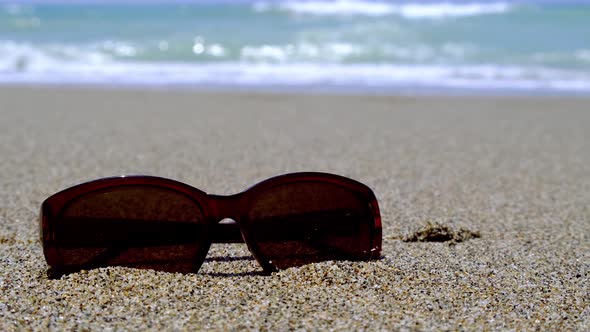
[40, 172, 382, 278]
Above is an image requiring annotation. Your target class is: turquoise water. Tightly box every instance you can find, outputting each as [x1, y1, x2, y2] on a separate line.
[1, 0, 590, 93]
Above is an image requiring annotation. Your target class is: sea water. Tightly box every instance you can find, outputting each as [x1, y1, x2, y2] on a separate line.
[1, 0, 589, 94]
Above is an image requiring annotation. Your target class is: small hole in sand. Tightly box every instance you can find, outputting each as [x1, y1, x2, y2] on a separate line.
[403, 222, 480, 244]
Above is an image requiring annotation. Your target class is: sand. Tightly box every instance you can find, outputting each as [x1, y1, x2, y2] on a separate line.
[0, 86, 588, 330]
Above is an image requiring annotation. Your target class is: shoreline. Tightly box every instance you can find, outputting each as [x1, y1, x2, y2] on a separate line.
[2, 82, 590, 98]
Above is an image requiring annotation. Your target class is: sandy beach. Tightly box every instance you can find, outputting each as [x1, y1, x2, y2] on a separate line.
[0, 86, 588, 330]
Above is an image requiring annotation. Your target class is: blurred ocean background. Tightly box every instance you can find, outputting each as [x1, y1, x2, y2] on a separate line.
[1, 0, 589, 94]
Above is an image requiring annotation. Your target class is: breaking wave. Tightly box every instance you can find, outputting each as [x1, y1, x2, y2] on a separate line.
[254, 0, 512, 18]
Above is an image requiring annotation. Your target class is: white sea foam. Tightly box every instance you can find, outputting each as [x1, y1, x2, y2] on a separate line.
[0, 41, 111, 74]
[398, 2, 510, 18]
[254, 0, 512, 18]
[240, 42, 362, 62]
[1, 41, 589, 93]
[277, 0, 395, 16]
[2, 61, 589, 93]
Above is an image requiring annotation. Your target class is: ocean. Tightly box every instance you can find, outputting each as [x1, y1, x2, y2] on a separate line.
[1, 0, 589, 94]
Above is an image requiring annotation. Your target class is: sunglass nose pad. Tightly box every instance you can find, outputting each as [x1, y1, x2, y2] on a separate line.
[219, 218, 235, 225]
[212, 218, 244, 243]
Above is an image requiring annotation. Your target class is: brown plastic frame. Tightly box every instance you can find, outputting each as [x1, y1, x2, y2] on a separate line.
[40, 172, 382, 276]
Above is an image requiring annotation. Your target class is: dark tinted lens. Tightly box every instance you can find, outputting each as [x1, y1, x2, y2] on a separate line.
[53, 186, 208, 275]
[246, 182, 375, 270]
